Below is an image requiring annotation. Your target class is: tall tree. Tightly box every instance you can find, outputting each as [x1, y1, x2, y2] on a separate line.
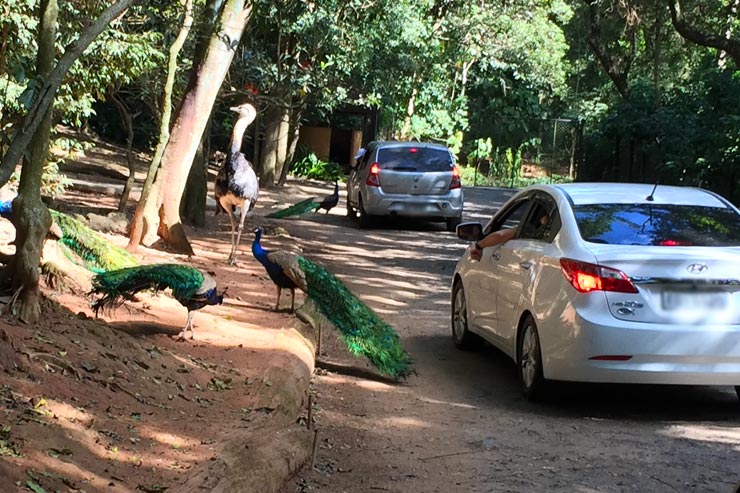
[129, 0, 253, 254]
[2, 0, 57, 323]
[667, 0, 740, 68]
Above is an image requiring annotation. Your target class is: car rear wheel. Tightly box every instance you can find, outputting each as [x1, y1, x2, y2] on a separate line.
[358, 196, 374, 229]
[518, 315, 546, 401]
[346, 201, 357, 218]
[446, 215, 462, 232]
[451, 281, 482, 350]
[735, 386, 740, 402]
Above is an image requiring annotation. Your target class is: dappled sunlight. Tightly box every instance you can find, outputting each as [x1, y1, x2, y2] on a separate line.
[660, 424, 740, 450]
[378, 415, 432, 429]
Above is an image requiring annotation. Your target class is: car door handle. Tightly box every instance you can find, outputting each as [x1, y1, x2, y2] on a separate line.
[519, 261, 532, 270]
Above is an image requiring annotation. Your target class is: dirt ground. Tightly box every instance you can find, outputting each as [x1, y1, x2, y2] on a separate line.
[0, 136, 348, 492]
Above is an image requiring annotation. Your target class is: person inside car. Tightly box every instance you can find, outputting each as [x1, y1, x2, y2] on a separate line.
[469, 211, 550, 261]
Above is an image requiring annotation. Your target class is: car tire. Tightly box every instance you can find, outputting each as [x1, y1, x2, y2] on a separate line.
[735, 386, 740, 402]
[518, 315, 547, 401]
[451, 281, 482, 350]
[346, 201, 357, 218]
[358, 196, 373, 229]
[446, 215, 462, 232]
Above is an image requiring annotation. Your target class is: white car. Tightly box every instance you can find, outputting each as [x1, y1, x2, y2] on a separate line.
[451, 183, 740, 400]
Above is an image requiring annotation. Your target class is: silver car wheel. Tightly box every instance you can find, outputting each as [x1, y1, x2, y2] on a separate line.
[452, 287, 466, 340]
[521, 324, 539, 389]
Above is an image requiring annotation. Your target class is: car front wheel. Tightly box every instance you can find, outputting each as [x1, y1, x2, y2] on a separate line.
[518, 315, 546, 401]
[451, 281, 482, 350]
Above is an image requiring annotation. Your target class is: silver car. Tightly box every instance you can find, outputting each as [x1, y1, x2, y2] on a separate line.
[452, 182, 740, 401]
[346, 141, 464, 231]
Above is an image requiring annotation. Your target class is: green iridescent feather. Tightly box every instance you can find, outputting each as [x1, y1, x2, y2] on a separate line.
[266, 198, 319, 219]
[91, 264, 204, 312]
[50, 209, 138, 273]
[296, 256, 412, 379]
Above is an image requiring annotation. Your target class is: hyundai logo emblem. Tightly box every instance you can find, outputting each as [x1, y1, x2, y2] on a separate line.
[686, 263, 708, 274]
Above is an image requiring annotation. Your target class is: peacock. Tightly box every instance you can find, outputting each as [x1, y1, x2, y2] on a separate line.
[0, 199, 138, 273]
[251, 227, 299, 312]
[215, 102, 260, 265]
[266, 181, 339, 219]
[90, 264, 225, 340]
[250, 244, 412, 380]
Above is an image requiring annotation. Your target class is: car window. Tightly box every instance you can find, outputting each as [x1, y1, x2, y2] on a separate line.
[573, 203, 740, 246]
[376, 147, 453, 172]
[519, 193, 561, 242]
[484, 198, 532, 235]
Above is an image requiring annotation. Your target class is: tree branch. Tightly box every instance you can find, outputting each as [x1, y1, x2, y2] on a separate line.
[668, 0, 740, 68]
[0, 0, 138, 189]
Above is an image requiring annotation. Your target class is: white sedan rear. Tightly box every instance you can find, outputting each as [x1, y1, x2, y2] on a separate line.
[451, 183, 740, 400]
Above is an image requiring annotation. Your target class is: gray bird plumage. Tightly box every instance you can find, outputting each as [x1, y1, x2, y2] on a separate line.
[215, 102, 259, 265]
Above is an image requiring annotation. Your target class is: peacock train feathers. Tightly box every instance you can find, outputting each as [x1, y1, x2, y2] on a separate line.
[266, 250, 412, 379]
[266, 182, 339, 218]
[91, 264, 224, 340]
[266, 197, 320, 219]
[0, 198, 138, 273]
[50, 210, 138, 273]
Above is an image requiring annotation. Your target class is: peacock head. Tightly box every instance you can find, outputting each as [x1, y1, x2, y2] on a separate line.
[253, 226, 262, 236]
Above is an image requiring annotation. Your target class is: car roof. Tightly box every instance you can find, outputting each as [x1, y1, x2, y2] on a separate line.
[545, 182, 730, 208]
[369, 141, 450, 150]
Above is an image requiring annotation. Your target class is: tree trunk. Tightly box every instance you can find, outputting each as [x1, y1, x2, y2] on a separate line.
[181, 125, 209, 227]
[128, 0, 193, 251]
[278, 104, 303, 186]
[260, 103, 281, 188]
[149, 0, 253, 254]
[3, 0, 57, 323]
[110, 92, 137, 212]
[274, 102, 290, 181]
[0, 0, 135, 188]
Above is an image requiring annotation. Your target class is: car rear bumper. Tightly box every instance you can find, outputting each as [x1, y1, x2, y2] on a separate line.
[363, 188, 463, 218]
[543, 309, 740, 385]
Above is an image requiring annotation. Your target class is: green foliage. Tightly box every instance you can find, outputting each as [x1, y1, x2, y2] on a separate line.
[290, 152, 343, 181]
[297, 255, 412, 379]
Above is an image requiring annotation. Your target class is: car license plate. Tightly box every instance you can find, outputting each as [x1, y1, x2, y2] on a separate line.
[661, 290, 730, 311]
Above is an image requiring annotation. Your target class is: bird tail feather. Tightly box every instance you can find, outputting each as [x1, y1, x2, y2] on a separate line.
[296, 256, 412, 379]
[90, 264, 205, 314]
[266, 198, 320, 219]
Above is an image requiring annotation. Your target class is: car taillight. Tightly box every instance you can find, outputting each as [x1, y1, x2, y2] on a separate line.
[449, 165, 461, 190]
[366, 163, 381, 187]
[559, 258, 638, 294]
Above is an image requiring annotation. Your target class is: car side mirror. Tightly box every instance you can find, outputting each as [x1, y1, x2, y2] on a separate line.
[456, 222, 483, 241]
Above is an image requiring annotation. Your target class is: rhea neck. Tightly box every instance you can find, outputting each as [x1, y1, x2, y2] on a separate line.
[230, 113, 255, 156]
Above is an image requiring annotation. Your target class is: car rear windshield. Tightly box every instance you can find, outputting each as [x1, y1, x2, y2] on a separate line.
[573, 203, 740, 247]
[376, 147, 453, 172]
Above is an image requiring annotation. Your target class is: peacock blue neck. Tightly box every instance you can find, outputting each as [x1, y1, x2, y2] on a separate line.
[251, 228, 269, 262]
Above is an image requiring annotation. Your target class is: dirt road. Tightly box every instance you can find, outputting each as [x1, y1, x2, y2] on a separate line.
[277, 185, 740, 493]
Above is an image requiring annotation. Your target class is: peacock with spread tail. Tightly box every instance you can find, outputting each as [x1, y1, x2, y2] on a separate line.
[266, 181, 339, 219]
[90, 264, 225, 340]
[251, 234, 412, 379]
[0, 199, 138, 273]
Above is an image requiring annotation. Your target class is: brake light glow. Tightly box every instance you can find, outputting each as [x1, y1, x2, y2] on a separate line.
[560, 258, 638, 294]
[409, 148, 418, 153]
[449, 165, 461, 190]
[658, 239, 692, 246]
[366, 163, 381, 187]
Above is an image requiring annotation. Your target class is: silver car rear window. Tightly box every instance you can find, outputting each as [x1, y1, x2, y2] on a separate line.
[574, 203, 740, 247]
[376, 147, 453, 172]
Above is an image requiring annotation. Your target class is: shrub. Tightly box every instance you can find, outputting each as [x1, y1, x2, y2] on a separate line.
[290, 152, 344, 182]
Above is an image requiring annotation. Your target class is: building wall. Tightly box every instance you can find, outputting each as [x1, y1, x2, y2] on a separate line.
[297, 126, 331, 162]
